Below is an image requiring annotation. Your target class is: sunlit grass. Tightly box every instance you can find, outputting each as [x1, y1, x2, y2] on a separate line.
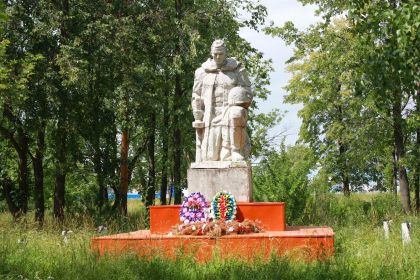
[1, 195, 419, 279]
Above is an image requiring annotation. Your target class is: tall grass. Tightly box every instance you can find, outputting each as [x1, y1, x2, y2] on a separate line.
[1, 195, 419, 280]
[296, 192, 404, 226]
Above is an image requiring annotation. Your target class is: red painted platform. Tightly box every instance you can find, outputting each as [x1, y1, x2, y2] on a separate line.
[91, 202, 334, 261]
[149, 202, 286, 233]
[91, 227, 334, 261]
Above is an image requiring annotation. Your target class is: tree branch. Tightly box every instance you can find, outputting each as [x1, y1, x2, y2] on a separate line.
[0, 122, 21, 153]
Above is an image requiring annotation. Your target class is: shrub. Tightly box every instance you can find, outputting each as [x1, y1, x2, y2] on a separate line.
[253, 145, 317, 223]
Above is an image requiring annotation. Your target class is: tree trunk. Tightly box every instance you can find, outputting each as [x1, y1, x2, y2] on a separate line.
[338, 141, 350, 197]
[1, 178, 20, 218]
[414, 159, 419, 212]
[169, 177, 174, 204]
[54, 172, 66, 222]
[173, 0, 184, 205]
[16, 142, 29, 213]
[108, 120, 119, 211]
[342, 175, 350, 197]
[173, 73, 183, 205]
[392, 150, 398, 197]
[392, 91, 411, 213]
[51, 0, 71, 223]
[2, 105, 30, 214]
[118, 127, 129, 215]
[146, 113, 156, 207]
[160, 89, 169, 205]
[415, 89, 420, 212]
[33, 126, 45, 224]
[94, 145, 107, 209]
[54, 121, 67, 222]
[336, 100, 350, 197]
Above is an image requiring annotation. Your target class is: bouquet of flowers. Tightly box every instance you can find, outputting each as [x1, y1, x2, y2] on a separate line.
[180, 192, 208, 224]
[211, 191, 237, 221]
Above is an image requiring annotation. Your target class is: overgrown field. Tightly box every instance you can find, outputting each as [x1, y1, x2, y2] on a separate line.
[1, 194, 420, 280]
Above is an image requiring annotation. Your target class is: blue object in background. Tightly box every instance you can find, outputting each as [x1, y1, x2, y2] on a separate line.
[108, 192, 162, 200]
[127, 193, 141, 199]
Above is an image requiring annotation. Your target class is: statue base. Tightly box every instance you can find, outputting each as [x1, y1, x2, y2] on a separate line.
[187, 161, 253, 202]
[91, 203, 335, 262]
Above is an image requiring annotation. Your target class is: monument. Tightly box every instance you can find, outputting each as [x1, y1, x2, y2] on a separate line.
[187, 39, 253, 202]
[91, 40, 334, 262]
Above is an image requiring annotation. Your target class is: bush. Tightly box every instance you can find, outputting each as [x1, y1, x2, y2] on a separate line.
[253, 145, 317, 223]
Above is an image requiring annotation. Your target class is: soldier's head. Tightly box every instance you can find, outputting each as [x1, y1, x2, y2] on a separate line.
[211, 39, 227, 67]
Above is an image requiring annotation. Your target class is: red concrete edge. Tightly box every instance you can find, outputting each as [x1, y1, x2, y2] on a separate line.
[91, 226, 334, 262]
[92, 227, 334, 240]
[150, 202, 286, 234]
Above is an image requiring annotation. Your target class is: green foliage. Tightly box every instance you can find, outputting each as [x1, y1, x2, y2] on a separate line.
[253, 144, 317, 223]
[64, 171, 97, 216]
[0, 0, 276, 220]
[249, 109, 283, 157]
[286, 19, 390, 192]
[265, 0, 419, 205]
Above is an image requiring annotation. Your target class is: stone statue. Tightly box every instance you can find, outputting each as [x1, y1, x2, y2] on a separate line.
[192, 39, 252, 162]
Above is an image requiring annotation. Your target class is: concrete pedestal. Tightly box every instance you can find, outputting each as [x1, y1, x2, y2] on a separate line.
[187, 161, 253, 202]
[92, 203, 334, 262]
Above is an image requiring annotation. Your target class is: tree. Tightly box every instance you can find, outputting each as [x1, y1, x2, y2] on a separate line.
[315, 0, 418, 213]
[267, 19, 389, 196]
[0, 0, 276, 222]
[0, 2, 43, 217]
[267, 1, 418, 213]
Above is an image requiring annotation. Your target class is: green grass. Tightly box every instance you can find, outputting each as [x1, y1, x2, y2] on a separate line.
[1, 195, 419, 279]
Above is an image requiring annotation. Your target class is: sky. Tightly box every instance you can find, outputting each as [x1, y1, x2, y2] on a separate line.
[239, 0, 319, 146]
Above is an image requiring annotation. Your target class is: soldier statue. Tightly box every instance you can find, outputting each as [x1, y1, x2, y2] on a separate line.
[192, 39, 252, 162]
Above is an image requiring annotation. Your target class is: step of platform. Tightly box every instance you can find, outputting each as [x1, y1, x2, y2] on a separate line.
[150, 202, 286, 233]
[91, 227, 334, 261]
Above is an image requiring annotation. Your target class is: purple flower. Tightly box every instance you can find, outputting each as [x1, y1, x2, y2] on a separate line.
[179, 192, 208, 223]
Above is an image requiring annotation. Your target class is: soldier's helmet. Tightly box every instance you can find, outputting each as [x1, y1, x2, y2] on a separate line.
[228, 87, 251, 108]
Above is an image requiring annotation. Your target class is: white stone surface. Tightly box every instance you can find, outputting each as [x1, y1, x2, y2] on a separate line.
[187, 163, 253, 202]
[190, 161, 249, 169]
[401, 222, 411, 245]
[191, 39, 252, 162]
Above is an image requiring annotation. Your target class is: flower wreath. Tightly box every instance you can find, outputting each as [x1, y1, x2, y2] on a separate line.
[211, 191, 237, 221]
[180, 192, 208, 224]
